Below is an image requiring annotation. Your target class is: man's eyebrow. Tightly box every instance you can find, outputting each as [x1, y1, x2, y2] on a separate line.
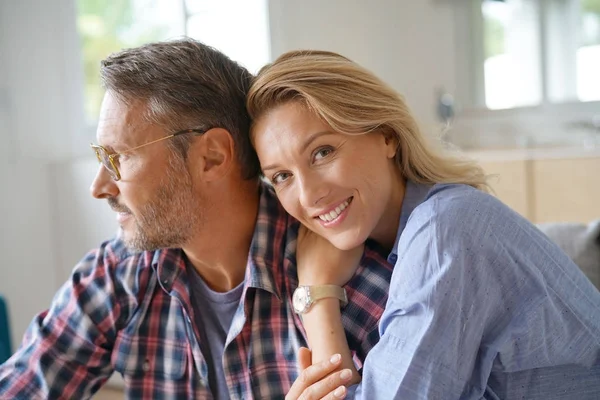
[94, 140, 119, 154]
[261, 130, 336, 173]
[97, 131, 140, 154]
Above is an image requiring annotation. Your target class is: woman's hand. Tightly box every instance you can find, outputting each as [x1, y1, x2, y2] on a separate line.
[286, 348, 353, 400]
[296, 225, 364, 286]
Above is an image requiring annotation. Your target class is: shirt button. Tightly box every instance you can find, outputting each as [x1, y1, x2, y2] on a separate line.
[142, 359, 150, 372]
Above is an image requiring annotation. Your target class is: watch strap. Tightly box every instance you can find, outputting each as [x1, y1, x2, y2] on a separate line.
[309, 284, 348, 307]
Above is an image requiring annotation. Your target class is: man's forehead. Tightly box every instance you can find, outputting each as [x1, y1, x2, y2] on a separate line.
[96, 93, 147, 147]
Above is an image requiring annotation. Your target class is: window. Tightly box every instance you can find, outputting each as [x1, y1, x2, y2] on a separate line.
[185, 0, 270, 75]
[77, 0, 270, 122]
[460, 0, 600, 110]
[576, 0, 600, 101]
[481, 0, 543, 109]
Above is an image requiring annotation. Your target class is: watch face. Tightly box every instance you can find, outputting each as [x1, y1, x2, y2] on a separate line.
[293, 287, 308, 313]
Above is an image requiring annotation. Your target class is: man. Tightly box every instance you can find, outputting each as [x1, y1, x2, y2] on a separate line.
[0, 39, 392, 399]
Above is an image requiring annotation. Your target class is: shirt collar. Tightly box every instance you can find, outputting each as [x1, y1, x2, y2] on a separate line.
[151, 180, 288, 301]
[152, 247, 185, 291]
[244, 180, 289, 301]
[388, 180, 433, 264]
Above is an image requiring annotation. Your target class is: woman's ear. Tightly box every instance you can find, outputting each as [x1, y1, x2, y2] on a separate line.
[382, 130, 398, 159]
[189, 128, 235, 181]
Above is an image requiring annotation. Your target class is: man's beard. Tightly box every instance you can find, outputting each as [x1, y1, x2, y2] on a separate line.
[109, 156, 202, 252]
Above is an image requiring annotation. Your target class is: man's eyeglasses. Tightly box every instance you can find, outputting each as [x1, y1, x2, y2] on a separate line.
[90, 129, 205, 181]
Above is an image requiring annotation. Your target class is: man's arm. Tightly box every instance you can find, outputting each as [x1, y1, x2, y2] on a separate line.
[0, 239, 139, 399]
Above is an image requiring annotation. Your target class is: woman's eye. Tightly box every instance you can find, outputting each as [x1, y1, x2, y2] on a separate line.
[271, 172, 291, 185]
[313, 146, 334, 161]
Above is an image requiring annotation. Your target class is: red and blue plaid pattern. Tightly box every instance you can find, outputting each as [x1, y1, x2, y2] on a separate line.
[0, 183, 393, 399]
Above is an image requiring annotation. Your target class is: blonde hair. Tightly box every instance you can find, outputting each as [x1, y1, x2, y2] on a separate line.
[247, 50, 489, 192]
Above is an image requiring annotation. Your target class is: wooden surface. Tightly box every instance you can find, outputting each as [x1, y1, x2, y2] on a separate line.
[532, 157, 600, 223]
[94, 386, 124, 400]
[473, 150, 600, 224]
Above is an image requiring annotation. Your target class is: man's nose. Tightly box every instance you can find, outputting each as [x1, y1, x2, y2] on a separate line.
[90, 165, 118, 199]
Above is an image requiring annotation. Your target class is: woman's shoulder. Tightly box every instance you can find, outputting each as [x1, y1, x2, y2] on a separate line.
[402, 182, 541, 258]
[427, 183, 506, 217]
[409, 183, 516, 231]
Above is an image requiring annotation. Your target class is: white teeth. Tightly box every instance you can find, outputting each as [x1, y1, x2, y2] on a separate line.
[318, 198, 351, 222]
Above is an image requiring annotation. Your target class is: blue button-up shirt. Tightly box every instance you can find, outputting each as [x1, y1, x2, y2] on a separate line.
[350, 181, 600, 399]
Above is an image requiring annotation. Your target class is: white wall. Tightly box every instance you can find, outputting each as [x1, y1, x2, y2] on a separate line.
[268, 0, 457, 130]
[0, 0, 117, 349]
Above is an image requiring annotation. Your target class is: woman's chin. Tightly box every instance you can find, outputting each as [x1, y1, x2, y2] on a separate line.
[328, 233, 365, 251]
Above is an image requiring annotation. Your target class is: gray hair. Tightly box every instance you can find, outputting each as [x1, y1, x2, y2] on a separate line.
[101, 37, 259, 179]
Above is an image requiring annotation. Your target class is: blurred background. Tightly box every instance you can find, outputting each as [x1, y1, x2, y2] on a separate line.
[0, 0, 599, 378]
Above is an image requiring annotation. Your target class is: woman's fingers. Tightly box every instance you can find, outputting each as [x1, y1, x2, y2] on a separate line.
[297, 369, 353, 400]
[298, 347, 312, 370]
[287, 354, 352, 400]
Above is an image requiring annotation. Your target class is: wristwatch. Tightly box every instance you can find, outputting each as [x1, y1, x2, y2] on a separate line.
[292, 285, 348, 314]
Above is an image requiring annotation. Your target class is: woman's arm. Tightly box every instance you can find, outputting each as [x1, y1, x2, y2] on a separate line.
[294, 226, 364, 386]
[299, 298, 360, 384]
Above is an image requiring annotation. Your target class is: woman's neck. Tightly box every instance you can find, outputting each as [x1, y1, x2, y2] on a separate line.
[370, 173, 406, 251]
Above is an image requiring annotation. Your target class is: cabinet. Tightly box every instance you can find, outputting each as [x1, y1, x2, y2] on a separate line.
[532, 157, 600, 223]
[474, 152, 600, 224]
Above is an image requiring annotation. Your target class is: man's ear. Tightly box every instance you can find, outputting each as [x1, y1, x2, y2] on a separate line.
[189, 128, 235, 181]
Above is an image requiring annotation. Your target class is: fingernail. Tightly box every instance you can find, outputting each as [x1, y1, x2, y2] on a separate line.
[334, 385, 346, 398]
[330, 353, 341, 364]
[340, 369, 352, 381]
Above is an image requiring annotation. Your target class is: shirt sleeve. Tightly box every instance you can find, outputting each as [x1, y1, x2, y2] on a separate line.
[0, 239, 141, 399]
[348, 200, 507, 399]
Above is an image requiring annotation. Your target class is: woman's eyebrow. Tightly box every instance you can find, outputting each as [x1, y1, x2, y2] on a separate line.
[299, 131, 335, 154]
[261, 131, 336, 172]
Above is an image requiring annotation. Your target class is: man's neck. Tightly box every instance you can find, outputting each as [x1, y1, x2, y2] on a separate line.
[183, 180, 260, 292]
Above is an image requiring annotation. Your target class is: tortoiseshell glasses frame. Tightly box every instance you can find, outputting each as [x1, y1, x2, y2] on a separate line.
[90, 129, 205, 181]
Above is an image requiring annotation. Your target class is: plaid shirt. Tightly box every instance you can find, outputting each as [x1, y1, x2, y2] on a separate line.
[0, 183, 393, 399]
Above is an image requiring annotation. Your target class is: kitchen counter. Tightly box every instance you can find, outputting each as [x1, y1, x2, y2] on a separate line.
[464, 146, 600, 162]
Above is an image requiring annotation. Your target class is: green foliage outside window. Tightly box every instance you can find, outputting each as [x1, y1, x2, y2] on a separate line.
[582, 0, 600, 45]
[484, 17, 505, 59]
[583, 0, 600, 14]
[77, 0, 169, 121]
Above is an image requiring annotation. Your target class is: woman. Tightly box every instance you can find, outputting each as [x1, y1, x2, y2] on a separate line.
[247, 50, 600, 399]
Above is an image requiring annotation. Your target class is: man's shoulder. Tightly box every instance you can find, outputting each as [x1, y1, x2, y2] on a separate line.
[72, 235, 159, 298]
[80, 235, 150, 272]
[53, 235, 169, 334]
